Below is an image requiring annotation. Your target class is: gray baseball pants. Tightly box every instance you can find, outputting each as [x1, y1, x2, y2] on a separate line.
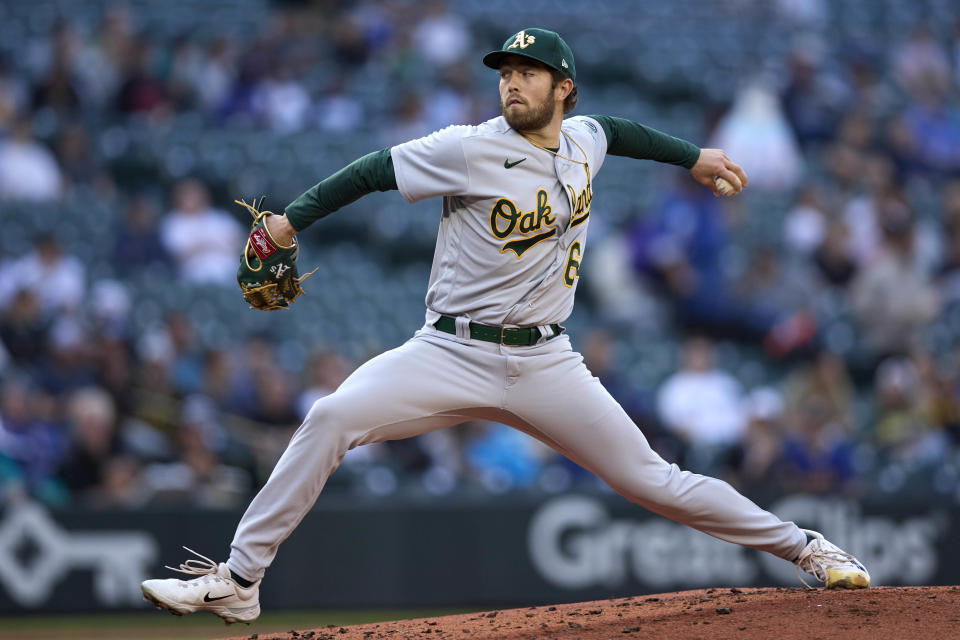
[227, 326, 807, 582]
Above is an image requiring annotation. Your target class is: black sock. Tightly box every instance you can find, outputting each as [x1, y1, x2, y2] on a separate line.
[230, 570, 254, 588]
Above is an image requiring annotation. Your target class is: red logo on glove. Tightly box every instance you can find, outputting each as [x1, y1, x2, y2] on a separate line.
[250, 227, 277, 260]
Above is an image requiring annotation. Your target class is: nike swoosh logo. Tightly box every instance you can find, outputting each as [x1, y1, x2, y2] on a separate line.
[504, 158, 527, 169]
[204, 592, 232, 602]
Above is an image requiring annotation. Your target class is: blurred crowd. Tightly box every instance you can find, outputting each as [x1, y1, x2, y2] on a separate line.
[1, 0, 960, 510]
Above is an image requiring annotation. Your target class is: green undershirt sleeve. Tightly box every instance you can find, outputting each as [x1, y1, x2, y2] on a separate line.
[284, 148, 398, 232]
[587, 114, 701, 169]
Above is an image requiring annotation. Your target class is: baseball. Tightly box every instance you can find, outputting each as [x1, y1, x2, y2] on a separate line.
[714, 176, 736, 196]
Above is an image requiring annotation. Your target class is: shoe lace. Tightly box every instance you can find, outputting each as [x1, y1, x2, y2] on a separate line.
[795, 537, 858, 589]
[165, 546, 220, 578]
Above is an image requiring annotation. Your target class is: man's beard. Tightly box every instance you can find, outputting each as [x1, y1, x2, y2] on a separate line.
[502, 93, 555, 131]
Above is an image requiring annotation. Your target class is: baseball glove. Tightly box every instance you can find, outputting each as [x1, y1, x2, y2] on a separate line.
[235, 198, 317, 311]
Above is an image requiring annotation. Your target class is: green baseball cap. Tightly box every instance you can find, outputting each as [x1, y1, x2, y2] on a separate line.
[482, 28, 576, 82]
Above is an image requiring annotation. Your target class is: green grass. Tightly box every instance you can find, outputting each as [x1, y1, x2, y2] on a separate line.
[0, 608, 479, 640]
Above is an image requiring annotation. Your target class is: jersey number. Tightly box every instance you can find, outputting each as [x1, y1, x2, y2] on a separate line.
[563, 242, 582, 287]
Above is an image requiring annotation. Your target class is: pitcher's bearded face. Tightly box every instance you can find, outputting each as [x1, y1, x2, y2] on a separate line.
[502, 91, 555, 131]
[499, 59, 558, 132]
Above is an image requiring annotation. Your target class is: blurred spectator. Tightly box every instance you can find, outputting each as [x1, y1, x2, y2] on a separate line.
[773, 0, 827, 25]
[736, 245, 818, 320]
[780, 46, 848, 147]
[583, 330, 649, 418]
[385, 91, 431, 146]
[892, 24, 951, 98]
[316, 74, 364, 132]
[0, 116, 63, 200]
[812, 219, 858, 288]
[783, 186, 828, 256]
[246, 364, 300, 430]
[955, 18, 960, 89]
[159, 178, 244, 284]
[136, 313, 204, 399]
[195, 37, 237, 114]
[779, 393, 857, 494]
[936, 182, 960, 303]
[851, 200, 939, 359]
[782, 348, 855, 430]
[251, 66, 311, 134]
[73, 7, 133, 108]
[424, 63, 473, 129]
[935, 222, 960, 304]
[725, 386, 786, 492]
[631, 177, 742, 334]
[237, 335, 280, 398]
[824, 111, 878, 198]
[114, 194, 172, 271]
[162, 35, 203, 112]
[412, 1, 470, 69]
[330, 11, 373, 68]
[0, 56, 28, 130]
[57, 386, 122, 502]
[848, 50, 896, 118]
[840, 154, 901, 266]
[35, 317, 98, 394]
[0, 234, 85, 313]
[0, 288, 50, 365]
[710, 82, 803, 191]
[631, 177, 815, 354]
[656, 337, 746, 448]
[164, 312, 205, 395]
[116, 38, 168, 115]
[90, 279, 132, 339]
[464, 421, 552, 493]
[142, 397, 252, 507]
[132, 332, 185, 435]
[912, 349, 960, 443]
[56, 121, 110, 192]
[88, 455, 144, 508]
[94, 335, 135, 414]
[871, 356, 947, 463]
[297, 349, 353, 419]
[894, 86, 960, 177]
[779, 351, 857, 495]
[0, 379, 68, 503]
[31, 47, 80, 114]
[584, 230, 663, 327]
[413, 432, 461, 495]
[202, 349, 247, 413]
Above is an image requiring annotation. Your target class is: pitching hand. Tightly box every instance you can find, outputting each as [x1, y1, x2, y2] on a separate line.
[690, 149, 748, 196]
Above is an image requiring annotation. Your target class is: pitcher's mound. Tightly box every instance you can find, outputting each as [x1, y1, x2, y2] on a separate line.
[224, 585, 959, 640]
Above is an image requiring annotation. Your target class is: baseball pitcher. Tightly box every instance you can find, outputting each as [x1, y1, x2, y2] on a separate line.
[142, 28, 869, 625]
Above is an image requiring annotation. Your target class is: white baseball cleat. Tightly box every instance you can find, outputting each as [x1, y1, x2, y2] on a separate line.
[140, 547, 260, 624]
[795, 529, 870, 589]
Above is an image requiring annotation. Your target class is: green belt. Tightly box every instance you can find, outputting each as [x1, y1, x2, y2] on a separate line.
[433, 316, 562, 346]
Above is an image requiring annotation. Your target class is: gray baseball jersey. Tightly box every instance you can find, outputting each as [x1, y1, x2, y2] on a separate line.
[224, 114, 810, 585]
[391, 115, 604, 327]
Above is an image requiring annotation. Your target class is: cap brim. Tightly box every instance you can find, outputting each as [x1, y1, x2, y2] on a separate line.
[482, 50, 572, 79]
[482, 50, 514, 70]
[483, 49, 556, 71]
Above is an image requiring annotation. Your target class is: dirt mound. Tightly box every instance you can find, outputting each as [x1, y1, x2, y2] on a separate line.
[223, 585, 959, 640]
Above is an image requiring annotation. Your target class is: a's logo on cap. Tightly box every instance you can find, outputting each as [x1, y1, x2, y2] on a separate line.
[507, 30, 536, 50]
[561, 59, 568, 69]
